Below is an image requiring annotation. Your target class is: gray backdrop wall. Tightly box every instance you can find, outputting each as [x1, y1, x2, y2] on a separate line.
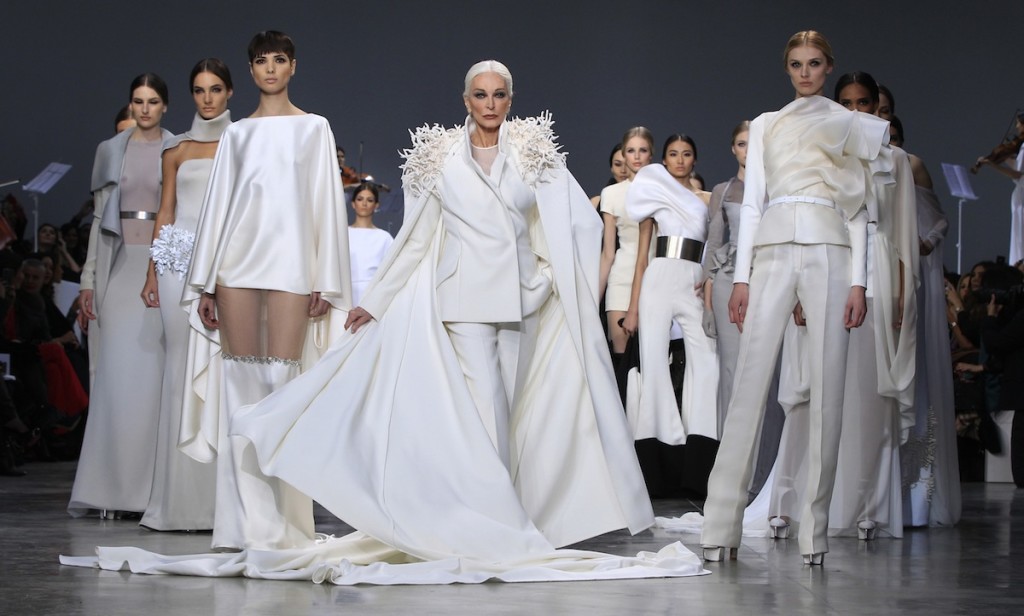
[3, 0, 1023, 273]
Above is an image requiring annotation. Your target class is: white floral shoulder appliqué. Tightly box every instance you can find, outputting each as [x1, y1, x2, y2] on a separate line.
[150, 224, 196, 279]
[400, 112, 567, 197]
[504, 111, 566, 187]
[399, 124, 461, 199]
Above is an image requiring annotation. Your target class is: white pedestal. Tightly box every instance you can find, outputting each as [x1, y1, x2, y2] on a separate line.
[985, 410, 1015, 482]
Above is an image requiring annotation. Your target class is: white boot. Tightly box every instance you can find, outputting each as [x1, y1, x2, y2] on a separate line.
[212, 356, 314, 551]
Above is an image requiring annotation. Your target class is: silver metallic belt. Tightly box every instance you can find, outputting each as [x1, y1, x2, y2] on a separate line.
[767, 195, 835, 209]
[655, 236, 704, 262]
[120, 211, 157, 221]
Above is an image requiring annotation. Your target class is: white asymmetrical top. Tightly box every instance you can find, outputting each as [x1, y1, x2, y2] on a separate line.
[626, 164, 709, 240]
[734, 96, 890, 287]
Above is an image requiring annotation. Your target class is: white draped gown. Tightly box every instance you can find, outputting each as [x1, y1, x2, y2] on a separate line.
[902, 185, 961, 527]
[69, 131, 169, 516]
[1009, 148, 1024, 265]
[140, 111, 231, 531]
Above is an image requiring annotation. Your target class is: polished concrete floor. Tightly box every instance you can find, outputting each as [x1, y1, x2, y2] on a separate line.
[2, 461, 1023, 616]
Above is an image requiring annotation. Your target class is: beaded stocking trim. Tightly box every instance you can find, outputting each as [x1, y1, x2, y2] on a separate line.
[222, 353, 301, 367]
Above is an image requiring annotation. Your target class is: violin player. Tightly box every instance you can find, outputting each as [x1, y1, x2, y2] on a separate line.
[974, 112, 1024, 265]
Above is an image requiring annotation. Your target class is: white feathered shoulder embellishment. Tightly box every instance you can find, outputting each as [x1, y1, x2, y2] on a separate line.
[400, 112, 567, 196]
[505, 111, 566, 187]
[400, 124, 461, 199]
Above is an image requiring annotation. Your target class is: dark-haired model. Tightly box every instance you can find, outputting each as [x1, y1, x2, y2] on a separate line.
[180, 31, 351, 551]
[70, 73, 172, 518]
[138, 58, 235, 532]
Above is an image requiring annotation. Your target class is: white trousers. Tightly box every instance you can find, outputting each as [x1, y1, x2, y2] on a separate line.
[630, 258, 719, 444]
[832, 298, 903, 533]
[444, 321, 521, 470]
[702, 243, 852, 555]
[214, 358, 314, 550]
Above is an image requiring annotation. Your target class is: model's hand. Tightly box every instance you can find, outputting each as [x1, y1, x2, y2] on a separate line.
[621, 307, 639, 338]
[56, 330, 79, 348]
[308, 291, 330, 318]
[199, 294, 219, 330]
[792, 302, 806, 326]
[919, 238, 934, 256]
[844, 286, 867, 329]
[345, 306, 375, 333]
[954, 361, 983, 375]
[728, 283, 749, 333]
[77, 289, 96, 331]
[140, 271, 160, 307]
[695, 277, 710, 300]
[702, 306, 717, 339]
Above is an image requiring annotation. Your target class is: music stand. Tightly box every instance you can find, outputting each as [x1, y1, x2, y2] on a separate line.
[941, 163, 979, 274]
[22, 163, 72, 251]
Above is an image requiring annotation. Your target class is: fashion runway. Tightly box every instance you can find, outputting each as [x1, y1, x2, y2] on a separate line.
[4, 461, 1022, 615]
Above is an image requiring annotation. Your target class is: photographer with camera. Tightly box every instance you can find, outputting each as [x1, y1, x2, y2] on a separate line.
[955, 262, 1024, 485]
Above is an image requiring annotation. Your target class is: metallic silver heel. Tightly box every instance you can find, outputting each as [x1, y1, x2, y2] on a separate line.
[702, 546, 738, 562]
[857, 520, 877, 541]
[769, 516, 790, 539]
[802, 552, 825, 566]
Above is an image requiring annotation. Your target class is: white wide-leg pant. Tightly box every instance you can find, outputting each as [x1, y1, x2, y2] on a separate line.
[629, 257, 719, 444]
[444, 321, 521, 470]
[702, 243, 853, 556]
[214, 358, 314, 550]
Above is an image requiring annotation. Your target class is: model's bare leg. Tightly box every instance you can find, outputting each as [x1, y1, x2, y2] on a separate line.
[211, 286, 314, 550]
[607, 310, 628, 353]
[265, 290, 311, 361]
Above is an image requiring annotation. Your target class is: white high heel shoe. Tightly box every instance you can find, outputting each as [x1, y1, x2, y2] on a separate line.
[701, 545, 738, 562]
[769, 516, 790, 539]
[802, 552, 825, 566]
[857, 520, 877, 541]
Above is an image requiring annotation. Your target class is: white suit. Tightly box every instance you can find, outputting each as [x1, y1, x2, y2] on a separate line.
[238, 113, 656, 555]
[701, 96, 889, 557]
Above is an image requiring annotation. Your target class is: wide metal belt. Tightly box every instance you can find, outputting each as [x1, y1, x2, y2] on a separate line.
[120, 211, 157, 221]
[655, 236, 704, 262]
